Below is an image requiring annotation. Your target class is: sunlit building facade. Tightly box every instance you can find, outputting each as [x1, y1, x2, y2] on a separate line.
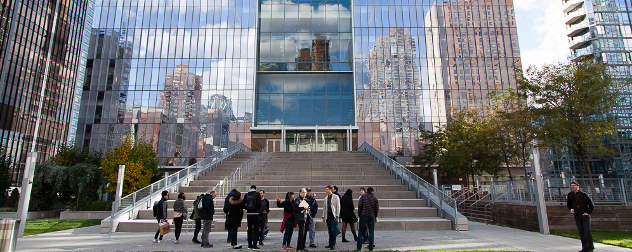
[0, 0, 94, 184]
[75, 0, 522, 166]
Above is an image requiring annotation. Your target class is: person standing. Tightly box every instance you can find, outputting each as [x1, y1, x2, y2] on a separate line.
[293, 188, 309, 252]
[201, 190, 216, 248]
[304, 188, 318, 248]
[322, 185, 340, 250]
[340, 189, 358, 243]
[567, 182, 595, 252]
[258, 189, 270, 246]
[153, 190, 169, 243]
[224, 189, 237, 243]
[358, 187, 368, 244]
[245, 185, 262, 250]
[173, 192, 189, 244]
[277, 191, 296, 251]
[332, 186, 342, 236]
[356, 187, 379, 251]
[191, 193, 204, 244]
[227, 190, 245, 249]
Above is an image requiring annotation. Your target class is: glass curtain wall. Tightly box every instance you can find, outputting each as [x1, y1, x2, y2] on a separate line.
[76, 0, 258, 166]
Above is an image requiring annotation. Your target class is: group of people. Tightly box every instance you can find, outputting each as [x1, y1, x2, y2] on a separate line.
[151, 184, 380, 251]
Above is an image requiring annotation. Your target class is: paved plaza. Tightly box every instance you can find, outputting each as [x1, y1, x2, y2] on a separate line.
[15, 222, 631, 251]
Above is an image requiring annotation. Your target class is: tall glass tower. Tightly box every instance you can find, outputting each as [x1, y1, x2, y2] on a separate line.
[75, 0, 522, 166]
[0, 0, 94, 185]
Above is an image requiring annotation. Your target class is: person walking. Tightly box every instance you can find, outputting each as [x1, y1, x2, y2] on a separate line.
[227, 190, 245, 249]
[191, 193, 204, 244]
[277, 191, 296, 251]
[322, 185, 340, 250]
[332, 186, 342, 236]
[224, 189, 237, 243]
[153, 190, 169, 243]
[201, 190, 216, 248]
[340, 189, 358, 243]
[356, 187, 379, 251]
[567, 182, 595, 252]
[304, 188, 318, 248]
[293, 188, 309, 252]
[245, 185, 262, 250]
[173, 192, 189, 244]
[258, 189, 270, 246]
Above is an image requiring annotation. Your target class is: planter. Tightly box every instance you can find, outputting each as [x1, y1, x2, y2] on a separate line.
[0, 210, 60, 220]
[60, 211, 112, 220]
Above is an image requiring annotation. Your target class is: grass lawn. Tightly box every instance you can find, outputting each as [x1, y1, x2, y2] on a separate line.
[551, 230, 632, 249]
[24, 219, 102, 236]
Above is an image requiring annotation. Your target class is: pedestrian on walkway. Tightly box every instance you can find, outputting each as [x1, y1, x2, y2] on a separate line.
[258, 189, 270, 246]
[245, 185, 262, 250]
[357, 187, 379, 251]
[340, 189, 358, 243]
[191, 193, 204, 244]
[153, 190, 168, 243]
[567, 182, 595, 252]
[322, 185, 340, 250]
[172, 192, 188, 244]
[201, 190, 216, 248]
[277, 191, 296, 251]
[332, 186, 342, 236]
[227, 190, 245, 249]
[294, 188, 310, 252]
[224, 189, 237, 243]
[358, 187, 368, 243]
[304, 188, 318, 248]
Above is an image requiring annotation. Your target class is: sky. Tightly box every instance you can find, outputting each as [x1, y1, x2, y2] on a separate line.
[514, 0, 563, 70]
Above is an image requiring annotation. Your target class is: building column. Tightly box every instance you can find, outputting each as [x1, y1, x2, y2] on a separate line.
[315, 126, 319, 152]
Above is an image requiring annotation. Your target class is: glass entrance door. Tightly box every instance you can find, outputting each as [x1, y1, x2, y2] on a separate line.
[285, 131, 315, 152]
[266, 139, 281, 152]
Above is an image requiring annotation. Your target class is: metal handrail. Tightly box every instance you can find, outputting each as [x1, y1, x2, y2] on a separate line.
[358, 143, 462, 231]
[109, 143, 250, 233]
[215, 144, 269, 196]
[459, 190, 485, 206]
[470, 193, 491, 207]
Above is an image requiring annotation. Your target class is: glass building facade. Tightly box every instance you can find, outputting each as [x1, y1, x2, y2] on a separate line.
[75, 0, 521, 165]
[0, 0, 94, 185]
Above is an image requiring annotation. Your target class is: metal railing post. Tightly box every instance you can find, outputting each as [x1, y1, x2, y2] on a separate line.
[620, 179, 628, 206]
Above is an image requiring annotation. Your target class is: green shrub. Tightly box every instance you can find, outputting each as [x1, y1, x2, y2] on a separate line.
[69, 200, 112, 211]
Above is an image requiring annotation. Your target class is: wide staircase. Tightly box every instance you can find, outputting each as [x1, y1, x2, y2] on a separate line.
[119, 151, 453, 231]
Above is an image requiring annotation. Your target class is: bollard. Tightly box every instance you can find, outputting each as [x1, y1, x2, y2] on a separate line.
[0, 219, 20, 252]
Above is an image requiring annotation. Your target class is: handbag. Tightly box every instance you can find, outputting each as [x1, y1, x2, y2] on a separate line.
[350, 212, 358, 223]
[173, 212, 183, 218]
[159, 220, 171, 235]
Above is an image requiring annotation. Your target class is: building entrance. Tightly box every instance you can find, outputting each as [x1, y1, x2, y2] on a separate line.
[266, 139, 282, 152]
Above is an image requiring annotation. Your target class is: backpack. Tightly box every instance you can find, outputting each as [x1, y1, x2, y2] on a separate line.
[194, 196, 202, 212]
[245, 193, 257, 211]
[152, 201, 159, 218]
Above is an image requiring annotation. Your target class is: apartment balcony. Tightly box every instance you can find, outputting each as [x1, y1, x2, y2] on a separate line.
[563, 0, 584, 14]
[568, 26, 589, 38]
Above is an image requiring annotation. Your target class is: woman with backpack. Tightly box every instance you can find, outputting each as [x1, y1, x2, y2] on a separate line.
[173, 192, 188, 244]
[226, 190, 245, 249]
[340, 189, 358, 243]
[276, 191, 296, 251]
[191, 193, 204, 244]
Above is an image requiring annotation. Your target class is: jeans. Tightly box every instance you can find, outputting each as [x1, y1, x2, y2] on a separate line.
[307, 219, 316, 245]
[574, 214, 594, 251]
[230, 227, 238, 246]
[326, 213, 337, 248]
[296, 222, 306, 250]
[357, 217, 375, 251]
[258, 215, 267, 242]
[202, 219, 213, 245]
[154, 219, 164, 240]
[174, 217, 183, 240]
[247, 215, 260, 247]
[193, 219, 201, 241]
[282, 218, 295, 246]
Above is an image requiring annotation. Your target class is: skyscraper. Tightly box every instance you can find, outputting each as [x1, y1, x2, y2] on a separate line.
[0, 0, 94, 184]
[74, 0, 522, 164]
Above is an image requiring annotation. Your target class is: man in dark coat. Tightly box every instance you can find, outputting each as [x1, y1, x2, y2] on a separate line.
[200, 190, 216, 248]
[244, 185, 262, 250]
[567, 182, 595, 252]
[356, 187, 379, 251]
[305, 188, 318, 248]
[224, 189, 237, 243]
[153, 190, 168, 243]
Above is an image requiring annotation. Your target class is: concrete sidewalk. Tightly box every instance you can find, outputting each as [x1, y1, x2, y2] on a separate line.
[15, 222, 631, 251]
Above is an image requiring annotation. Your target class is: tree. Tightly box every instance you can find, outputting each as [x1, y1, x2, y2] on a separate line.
[101, 134, 159, 196]
[0, 147, 12, 207]
[53, 143, 102, 167]
[517, 60, 622, 182]
[30, 162, 102, 211]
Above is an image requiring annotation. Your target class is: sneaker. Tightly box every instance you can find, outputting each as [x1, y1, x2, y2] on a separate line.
[175, 240, 180, 244]
[324, 246, 331, 249]
[252, 246, 261, 250]
[286, 246, 295, 250]
[337, 231, 341, 236]
[309, 244, 317, 248]
[153, 239, 158, 243]
[329, 246, 335, 250]
[192, 239, 202, 244]
[157, 240, 165, 243]
[233, 245, 243, 249]
[342, 239, 350, 243]
[282, 245, 288, 251]
[202, 243, 214, 248]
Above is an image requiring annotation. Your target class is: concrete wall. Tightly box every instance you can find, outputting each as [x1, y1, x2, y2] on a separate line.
[491, 204, 632, 231]
[0, 210, 60, 220]
[60, 211, 111, 220]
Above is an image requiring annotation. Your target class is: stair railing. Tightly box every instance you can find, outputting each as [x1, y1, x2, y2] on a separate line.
[107, 143, 250, 233]
[215, 144, 268, 196]
[358, 143, 465, 231]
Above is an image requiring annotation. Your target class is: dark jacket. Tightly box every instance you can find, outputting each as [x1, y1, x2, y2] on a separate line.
[201, 193, 215, 220]
[293, 196, 307, 224]
[340, 189, 356, 223]
[224, 190, 236, 214]
[334, 191, 341, 199]
[192, 194, 203, 220]
[227, 197, 245, 228]
[567, 190, 594, 215]
[358, 192, 379, 219]
[260, 198, 270, 216]
[173, 198, 188, 219]
[156, 197, 168, 220]
[305, 195, 318, 218]
[277, 200, 296, 221]
[245, 189, 262, 215]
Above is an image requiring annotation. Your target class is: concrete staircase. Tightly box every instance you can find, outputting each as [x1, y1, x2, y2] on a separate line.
[118, 151, 453, 232]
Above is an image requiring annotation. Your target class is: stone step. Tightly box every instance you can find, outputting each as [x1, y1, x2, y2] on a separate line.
[137, 206, 437, 220]
[238, 179, 402, 187]
[241, 175, 394, 181]
[212, 191, 416, 200]
[163, 198, 426, 208]
[118, 217, 451, 232]
[250, 171, 389, 176]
